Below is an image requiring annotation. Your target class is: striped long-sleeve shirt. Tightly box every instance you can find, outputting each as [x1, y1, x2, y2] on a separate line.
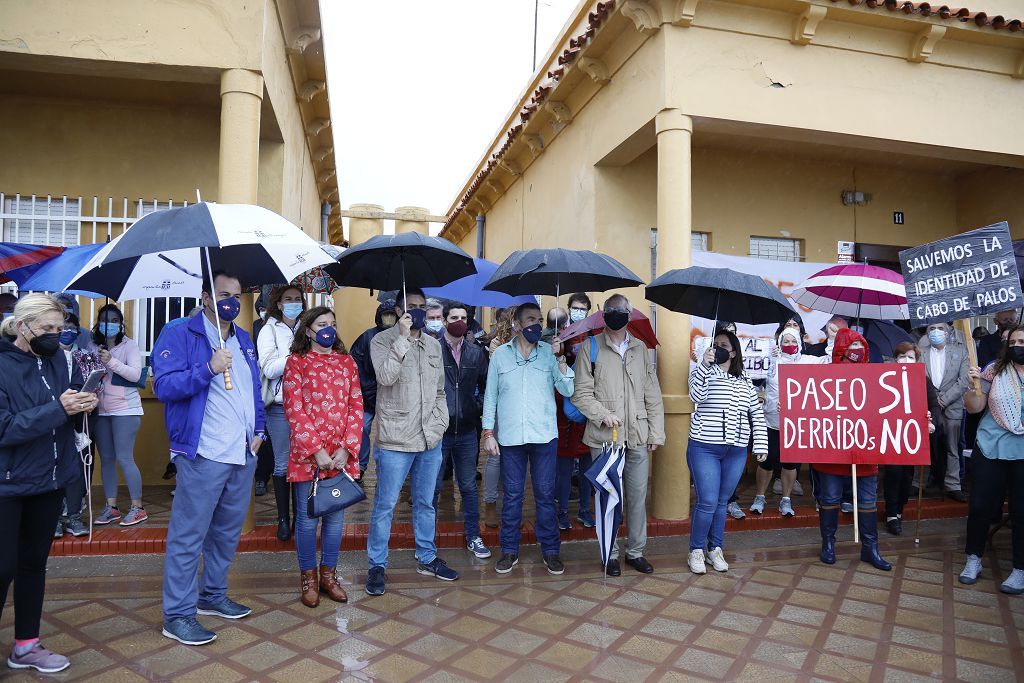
[688, 361, 768, 454]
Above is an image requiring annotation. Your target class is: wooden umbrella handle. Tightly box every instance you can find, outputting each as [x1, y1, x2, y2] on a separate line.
[223, 366, 233, 391]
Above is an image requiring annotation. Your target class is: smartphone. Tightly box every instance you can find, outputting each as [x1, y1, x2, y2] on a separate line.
[81, 369, 106, 393]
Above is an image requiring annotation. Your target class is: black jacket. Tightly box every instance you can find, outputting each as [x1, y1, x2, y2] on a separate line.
[0, 340, 82, 498]
[977, 332, 1003, 369]
[441, 336, 488, 437]
[351, 326, 382, 413]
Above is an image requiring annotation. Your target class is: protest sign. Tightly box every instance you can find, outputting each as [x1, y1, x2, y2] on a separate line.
[900, 221, 1022, 327]
[779, 363, 930, 466]
[694, 335, 774, 380]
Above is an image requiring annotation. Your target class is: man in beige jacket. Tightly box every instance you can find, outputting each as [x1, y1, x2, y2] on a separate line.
[571, 294, 665, 576]
[366, 288, 455, 596]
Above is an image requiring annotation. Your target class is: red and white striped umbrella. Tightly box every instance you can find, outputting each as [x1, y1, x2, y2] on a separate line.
[792, 264, 908, 320]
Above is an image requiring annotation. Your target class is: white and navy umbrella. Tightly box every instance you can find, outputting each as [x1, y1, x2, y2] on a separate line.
[584, 440, 626, 572]
[66, 202, 336, 300]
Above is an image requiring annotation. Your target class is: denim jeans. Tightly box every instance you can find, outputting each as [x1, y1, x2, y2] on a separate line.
[556, 454, 592, 517]
[434, 432, 481, 541]
[686, 439, 747, 551]
[358, 411, 374, 472]
[499, 439, 559, 556]
[292, 480, 345, 572]
[817, 472, 877, 511]
[265, 404, 290, 477]
[367, 444, 442, 568]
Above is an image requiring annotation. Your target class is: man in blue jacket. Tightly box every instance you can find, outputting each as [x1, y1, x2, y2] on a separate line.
[153, 271, 266, 646]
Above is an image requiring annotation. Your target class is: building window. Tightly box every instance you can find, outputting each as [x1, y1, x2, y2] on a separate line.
[1, 194, 80, 247]
[750, 236, 801, 261]
[692, 231, 709, 252]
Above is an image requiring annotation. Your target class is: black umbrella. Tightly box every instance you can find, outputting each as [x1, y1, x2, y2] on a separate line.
[483, 248, 643, 297]
[322, 233, 476, 300]
[646, 266, 794, 325]
[863, 320, 914, 359]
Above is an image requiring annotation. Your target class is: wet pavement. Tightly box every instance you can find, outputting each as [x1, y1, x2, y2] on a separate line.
[5, 518, 1022, 682]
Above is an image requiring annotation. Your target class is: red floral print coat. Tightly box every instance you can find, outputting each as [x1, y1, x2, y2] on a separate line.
[283, 350, 363, 482]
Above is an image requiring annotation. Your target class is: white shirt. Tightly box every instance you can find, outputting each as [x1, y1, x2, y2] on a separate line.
[929, 345, 946, 389]
[611, 333, 630, 359]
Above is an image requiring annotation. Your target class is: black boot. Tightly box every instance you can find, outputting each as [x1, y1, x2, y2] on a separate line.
[273, 475, 291, 542]
[859, 511, 892, 571]
[819, 506, 839, 565]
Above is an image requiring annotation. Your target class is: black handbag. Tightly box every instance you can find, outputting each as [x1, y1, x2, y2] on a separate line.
[306, 467, 366, 518]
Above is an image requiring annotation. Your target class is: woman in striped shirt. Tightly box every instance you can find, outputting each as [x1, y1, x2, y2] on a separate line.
[687, 329, 768, 575]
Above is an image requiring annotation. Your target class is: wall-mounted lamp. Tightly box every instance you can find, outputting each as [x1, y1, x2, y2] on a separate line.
[841, 190, 872, 206]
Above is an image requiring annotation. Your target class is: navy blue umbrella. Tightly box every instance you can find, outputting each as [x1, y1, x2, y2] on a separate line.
[646, 266, 795, 326]
[585, 441, 626, 572]
[863, 319, 914, 360]
[483, 248, 643, 297]
[323, 233, 475, 295]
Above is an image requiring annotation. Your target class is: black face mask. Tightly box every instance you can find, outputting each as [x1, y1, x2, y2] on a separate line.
[713, 346, 731, 365]
[604, 309, 630, 331]
[27, 331, 61, 358]
[1010, 346, 1024, 365]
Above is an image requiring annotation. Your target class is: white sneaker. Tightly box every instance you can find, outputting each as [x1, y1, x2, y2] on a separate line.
[688, 549, 707, 574]
[959, 555, 982, 585]
[1000, 568, 1024, 595]
[779, 497, 795, 517]
[771, 479, 782, 495]
[707, 547, 729, 572]
[749, 495, 766, 515]
[727, 501, 746, 519]
[792, 480, 804, 496]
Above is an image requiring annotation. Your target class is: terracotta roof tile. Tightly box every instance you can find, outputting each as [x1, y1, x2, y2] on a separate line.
[833, 1, 1023, 31]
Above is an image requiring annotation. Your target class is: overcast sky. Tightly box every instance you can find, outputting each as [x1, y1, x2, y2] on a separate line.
[321, 0, 579, 236]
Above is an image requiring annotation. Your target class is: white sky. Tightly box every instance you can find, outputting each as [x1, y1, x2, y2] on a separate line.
[321, 0, 580, 236]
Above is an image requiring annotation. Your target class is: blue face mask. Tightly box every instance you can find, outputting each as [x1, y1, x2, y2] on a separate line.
[408, 308, 427, 330]
[425, 320, 444, 335]
[521, 324, 543, 344]
[314, 326, 336, 348]
[282, 302, 303, 321]
[928, 329, 946, 346]
[216, 296, 241, 322]
[99, 322, 121, 338]
[59, 329, 78, 347]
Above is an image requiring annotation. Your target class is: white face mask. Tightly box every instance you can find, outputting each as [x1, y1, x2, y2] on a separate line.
[896, 355, 916, 364]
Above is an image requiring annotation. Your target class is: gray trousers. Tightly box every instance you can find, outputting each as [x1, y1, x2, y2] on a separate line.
[94, 415, 143, 501]
[938, 413, 963, 492]
[591, 446, 649, 560]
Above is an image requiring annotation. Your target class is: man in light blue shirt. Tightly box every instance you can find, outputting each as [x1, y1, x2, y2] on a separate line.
[483, 302, 574, 575]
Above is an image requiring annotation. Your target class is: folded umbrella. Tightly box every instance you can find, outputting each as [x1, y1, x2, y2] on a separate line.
[646, 266, 794, 325]
[558, 308, 659, 349]
[423, 258, 536, 308]
[585, 438, 626, 572]
[792, 263, 908, 321]
[484, 248, 643, 298]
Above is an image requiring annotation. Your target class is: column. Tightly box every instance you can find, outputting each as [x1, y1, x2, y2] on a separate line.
[335, 204, 384, 349]
[218, 68, 263, 533]
[652, 109, 694, 520]
[394, 206, 430, 235]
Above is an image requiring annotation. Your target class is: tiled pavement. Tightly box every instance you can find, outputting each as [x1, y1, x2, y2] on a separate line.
[5, 519, 1023, 682]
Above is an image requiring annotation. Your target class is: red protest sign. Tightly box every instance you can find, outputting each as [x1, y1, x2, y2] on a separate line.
[779, 363, 930, 466]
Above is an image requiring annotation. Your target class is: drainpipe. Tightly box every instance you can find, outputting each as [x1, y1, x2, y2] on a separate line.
[475, 214, 485, 258]
[320, 201, 331, 243]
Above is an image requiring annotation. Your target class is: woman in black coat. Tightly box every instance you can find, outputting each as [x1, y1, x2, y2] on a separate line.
[0, 294, 97, 673]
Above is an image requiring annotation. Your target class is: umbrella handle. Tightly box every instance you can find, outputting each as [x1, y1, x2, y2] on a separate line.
[611, 427, 618, 444]
[223, 367, 233, 391]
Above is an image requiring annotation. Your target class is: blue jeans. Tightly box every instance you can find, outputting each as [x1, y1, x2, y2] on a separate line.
[292, 480, 345, 571]
[817, 472, 878, 511]
[358, 411, 374, 472]
[434, 432, 481, 541]
[556, 454, 592, 517]
[367, 444, 442, 568]
[265, 405, 290, 477]
[163, 452, 256, 620]
[686, 439, 747, 551]
[500, 439, 559, 556]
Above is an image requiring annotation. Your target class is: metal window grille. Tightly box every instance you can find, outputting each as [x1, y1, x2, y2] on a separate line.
[692, 231, 709, 252]
[750, 236, 801, 261]
[1, 194, 81, 247]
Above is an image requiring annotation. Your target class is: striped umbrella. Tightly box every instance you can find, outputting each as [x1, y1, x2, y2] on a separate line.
[584, 436, 626, 573]
[792, 264, 908, 320]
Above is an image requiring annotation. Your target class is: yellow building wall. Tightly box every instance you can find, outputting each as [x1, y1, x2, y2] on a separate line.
[955, 168, 1024, 240]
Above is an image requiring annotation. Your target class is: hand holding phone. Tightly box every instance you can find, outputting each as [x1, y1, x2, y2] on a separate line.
[81, 368, 106, 393]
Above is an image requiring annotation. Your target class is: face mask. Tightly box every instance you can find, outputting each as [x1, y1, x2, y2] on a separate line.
[59, 329, 78, 347]
[26, 330, 60, 358]
[380, 313, 398, 329]
[713, 346, 731, 365]
[1010, 346, 1024, 365]
[604, 309, 630, 331]
[781, 344, 799, 356]
[896, 355, 916, 364]
[215, 296, 241, 322]
[258, 311, 266, 320]
[521, 324, 543, 344]
[425, 320, 444, 334]
[928, 329, 946, 346]
[314, 326, 336, 348]
[282, 303, 303, 320]
[99, 322, 121, 338]
[446, 320, 468, 338]
[407, 308, 426, 330]
[845, 348, 865, 363]
[569, 308, 587, 324]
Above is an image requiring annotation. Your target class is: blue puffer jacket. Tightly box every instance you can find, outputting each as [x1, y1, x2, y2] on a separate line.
[153, 313, 266, 460]
[0, 340, 83, 497]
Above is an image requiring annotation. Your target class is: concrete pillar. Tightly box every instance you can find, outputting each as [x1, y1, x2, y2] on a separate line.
[218, 68, 263, 533]
[394, 206, 430, 235]
[336, 204, 385, 350]
[652, 109, 694, 520]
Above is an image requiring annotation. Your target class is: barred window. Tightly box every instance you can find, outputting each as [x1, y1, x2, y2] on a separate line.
[750, 236, 801, 261]
[1, 194, 80, 247]
[692, 232, 709, 252]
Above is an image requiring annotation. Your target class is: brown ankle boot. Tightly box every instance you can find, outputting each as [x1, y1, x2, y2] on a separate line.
[485, 502, 499, 528]
[300, 569, 319, 608]
[319, 565, 348, 603]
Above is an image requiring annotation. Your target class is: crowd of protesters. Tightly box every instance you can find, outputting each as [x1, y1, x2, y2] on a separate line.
[0, 278, 1021, 671]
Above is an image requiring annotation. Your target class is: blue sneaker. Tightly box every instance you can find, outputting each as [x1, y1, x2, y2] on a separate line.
[196, 597, 251, 620]
[365, 566, 386, 596]
[162, 617, 217, 646]
[558, 512, 572, 531]
[576, 512, 596, 529]
[467, 536, 492, 559]
[417, 557, 459, 581]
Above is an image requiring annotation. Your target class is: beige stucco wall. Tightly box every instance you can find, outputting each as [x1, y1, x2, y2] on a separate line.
[955, 168, 1024, 239]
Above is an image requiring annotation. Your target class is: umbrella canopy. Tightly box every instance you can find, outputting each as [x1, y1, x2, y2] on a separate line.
[423, 258, 536, 308]
[65, 203, 335, 300]
[18, 243, 106, 297]
[0, 242, 64, 284]
[322, 232, 475, 292]
[584, 442, 626, 571]
[863, 319, 914, 359]
[247, 243, 346, 295]
[792, 264, 908, 320]
[646, 266, 794, 325]
[558, 308, 659, 349]
[483, 248, 643, 297]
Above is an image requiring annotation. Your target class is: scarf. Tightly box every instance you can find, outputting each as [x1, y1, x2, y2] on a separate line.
[981, 364, 1024, 435]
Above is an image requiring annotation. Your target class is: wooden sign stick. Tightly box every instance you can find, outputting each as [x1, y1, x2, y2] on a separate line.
[955, 319, 982, 396]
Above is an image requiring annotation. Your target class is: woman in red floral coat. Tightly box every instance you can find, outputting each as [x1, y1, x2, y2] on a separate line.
[283, 306, 363, 608]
